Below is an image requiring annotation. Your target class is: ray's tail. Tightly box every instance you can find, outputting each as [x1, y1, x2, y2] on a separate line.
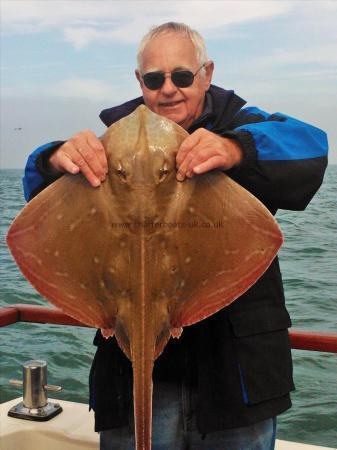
[131, 328, 155, 450]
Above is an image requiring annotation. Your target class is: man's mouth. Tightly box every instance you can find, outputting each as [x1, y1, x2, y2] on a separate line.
[159, 100, 183, 107]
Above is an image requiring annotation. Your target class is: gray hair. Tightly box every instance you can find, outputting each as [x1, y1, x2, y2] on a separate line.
[137, 22, 209, 73]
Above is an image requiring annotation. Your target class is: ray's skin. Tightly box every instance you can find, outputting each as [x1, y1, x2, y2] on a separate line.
[7, 105, 283, 450]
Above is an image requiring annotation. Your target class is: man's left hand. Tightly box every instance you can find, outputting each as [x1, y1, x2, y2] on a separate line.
[176, 128, 243, 181]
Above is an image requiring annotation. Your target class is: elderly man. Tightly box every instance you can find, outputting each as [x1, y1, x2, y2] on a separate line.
[23, 22, 328, 450]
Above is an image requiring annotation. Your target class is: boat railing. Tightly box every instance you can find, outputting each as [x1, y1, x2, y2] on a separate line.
[1, 303, 336, 353]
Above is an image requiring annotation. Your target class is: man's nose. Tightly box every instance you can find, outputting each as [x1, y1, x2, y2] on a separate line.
[160, 75, 178, 95]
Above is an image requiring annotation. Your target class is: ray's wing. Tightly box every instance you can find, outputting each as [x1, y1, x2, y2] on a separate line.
[168, 171, 283, 328]
[6, 174, 121, 329]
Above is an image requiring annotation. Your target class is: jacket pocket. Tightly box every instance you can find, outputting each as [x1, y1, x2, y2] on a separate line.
[228, 303, 292, 337]
[228, 306, 294, 405]
[227, 255, 292, 337]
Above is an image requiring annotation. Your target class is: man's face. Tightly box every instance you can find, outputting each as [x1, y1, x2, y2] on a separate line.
[136, 33, 214, 130]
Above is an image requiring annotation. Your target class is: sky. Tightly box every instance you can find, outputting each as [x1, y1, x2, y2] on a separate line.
[1, 0, 337, 168]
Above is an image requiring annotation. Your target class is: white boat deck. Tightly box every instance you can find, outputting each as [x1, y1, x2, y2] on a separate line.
[1, 398, 334, 450]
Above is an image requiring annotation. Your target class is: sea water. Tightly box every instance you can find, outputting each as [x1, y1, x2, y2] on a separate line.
[0, 167, 336, 447]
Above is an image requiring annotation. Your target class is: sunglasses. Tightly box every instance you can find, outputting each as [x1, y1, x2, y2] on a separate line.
[142, 64, 206, 90]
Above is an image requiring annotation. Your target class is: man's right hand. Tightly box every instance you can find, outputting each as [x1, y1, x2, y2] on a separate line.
[48, 130, 108, 187]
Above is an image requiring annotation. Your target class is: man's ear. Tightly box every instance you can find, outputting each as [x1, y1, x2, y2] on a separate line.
[135, 69, 142, 86]
[204, 61, 214, 91]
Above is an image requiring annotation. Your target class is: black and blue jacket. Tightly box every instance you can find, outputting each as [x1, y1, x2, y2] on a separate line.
[22, 85, 328, 433]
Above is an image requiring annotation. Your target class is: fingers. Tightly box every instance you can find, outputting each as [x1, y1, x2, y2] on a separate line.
[176, 130, 202, 166]
[176, 130, 204, 181]
[86, 132, 108, 173]
[176, 129, 243, 180]
[48, 130, 108, 187]
[69, 131, 107, 181]
[177, 151, 196, 180]
[56, 154, 80, 175]
[193, 156, 227, 174]
[72, 149, 103, 187]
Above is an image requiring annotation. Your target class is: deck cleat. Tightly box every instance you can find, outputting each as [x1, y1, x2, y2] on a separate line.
[8, 360, 63, 421]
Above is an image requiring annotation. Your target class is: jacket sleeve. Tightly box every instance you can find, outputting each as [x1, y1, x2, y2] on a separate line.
[224, 107, 328, 211]
[23, 141, 65, 201]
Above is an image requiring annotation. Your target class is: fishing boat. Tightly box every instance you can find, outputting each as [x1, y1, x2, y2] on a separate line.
[1, 303, 336, 450]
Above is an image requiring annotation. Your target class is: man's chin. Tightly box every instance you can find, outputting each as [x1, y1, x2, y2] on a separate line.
[160, 111, 187, 128]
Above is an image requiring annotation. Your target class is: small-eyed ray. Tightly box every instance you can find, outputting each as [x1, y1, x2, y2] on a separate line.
[7, 105, 283, 450]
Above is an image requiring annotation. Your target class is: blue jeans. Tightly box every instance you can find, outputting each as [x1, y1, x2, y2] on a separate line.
[100, 381, 277, 450]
